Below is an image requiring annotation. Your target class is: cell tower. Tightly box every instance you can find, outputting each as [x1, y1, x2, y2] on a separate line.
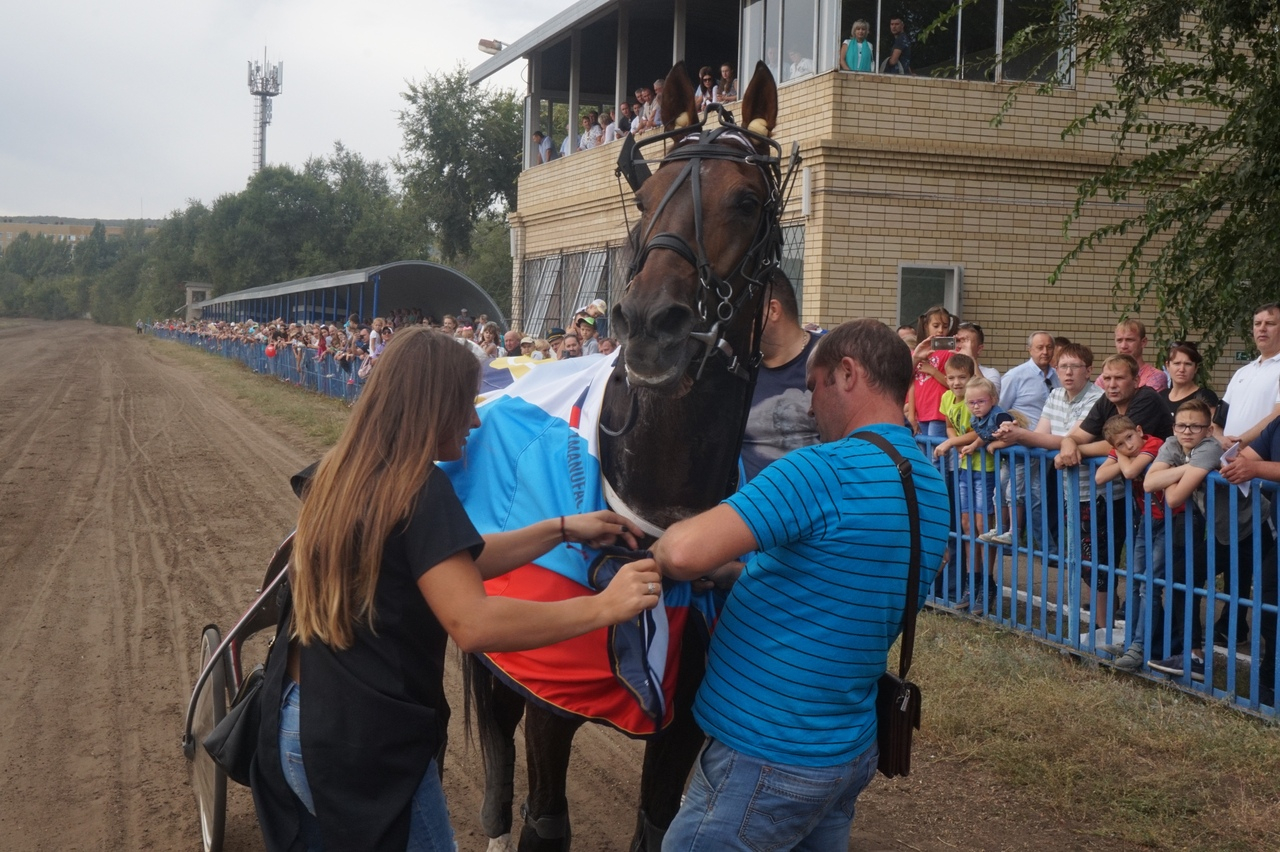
[247, 50, 283, 174]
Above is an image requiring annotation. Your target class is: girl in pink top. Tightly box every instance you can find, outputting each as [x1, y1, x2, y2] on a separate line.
[908, 305, 955, 437]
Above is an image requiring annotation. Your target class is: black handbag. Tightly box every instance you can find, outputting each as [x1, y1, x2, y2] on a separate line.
[203, 663, 266, 787]
[854, 431, 924, 779]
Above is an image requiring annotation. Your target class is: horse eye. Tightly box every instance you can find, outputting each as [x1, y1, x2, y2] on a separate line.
[736, 194, 761, 215]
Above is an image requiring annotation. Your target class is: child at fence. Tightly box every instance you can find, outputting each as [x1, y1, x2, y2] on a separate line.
[906, 305, 955, 438]
[1095, 415, 1167, 670]
[1142, 399, 1217, 681]
[933, 356, 985, 607]
[957, 376, 1014, 606]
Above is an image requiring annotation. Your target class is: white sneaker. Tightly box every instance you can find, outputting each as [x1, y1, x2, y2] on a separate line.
[983, 531, 1014, 546]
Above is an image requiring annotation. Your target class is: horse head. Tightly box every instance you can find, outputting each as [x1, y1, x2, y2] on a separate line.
[611, 61, 785, 393]
[601, 62, 797, 533]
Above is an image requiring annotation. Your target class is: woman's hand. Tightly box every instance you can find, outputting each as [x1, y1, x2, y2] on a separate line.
[562, 510, 641, 550]
[597, 560, 663, 622]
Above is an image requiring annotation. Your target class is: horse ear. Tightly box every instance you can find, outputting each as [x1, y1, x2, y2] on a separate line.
[660, 62, 698, 136]
[739, 61, 779, 143]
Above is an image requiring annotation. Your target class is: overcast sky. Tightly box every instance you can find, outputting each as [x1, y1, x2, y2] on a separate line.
[0, 0, 564, 220]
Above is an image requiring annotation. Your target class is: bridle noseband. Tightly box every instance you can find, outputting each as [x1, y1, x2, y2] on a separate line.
[616, 104, 801, 382]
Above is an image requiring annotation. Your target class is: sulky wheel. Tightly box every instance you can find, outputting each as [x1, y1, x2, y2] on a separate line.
[189, 625, 228, 852]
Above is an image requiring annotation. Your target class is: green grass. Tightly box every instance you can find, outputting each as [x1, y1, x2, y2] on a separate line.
[915, 612, 1280, 849]
[146, 336, 351, 449]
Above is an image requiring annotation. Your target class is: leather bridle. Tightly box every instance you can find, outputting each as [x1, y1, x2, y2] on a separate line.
[616, 104, 801, 383]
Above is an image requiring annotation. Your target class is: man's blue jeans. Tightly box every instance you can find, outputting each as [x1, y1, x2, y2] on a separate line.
[279, 680, 457, 851]
[662, 737, 879, 851]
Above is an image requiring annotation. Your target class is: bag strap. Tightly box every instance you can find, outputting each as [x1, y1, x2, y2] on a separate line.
[852, 430, 920, 680]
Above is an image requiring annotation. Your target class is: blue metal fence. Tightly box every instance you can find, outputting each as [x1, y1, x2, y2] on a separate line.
[922, 436, 1278, 717]
[150, 326, 1277, 716]
[151, 327, 367, 404]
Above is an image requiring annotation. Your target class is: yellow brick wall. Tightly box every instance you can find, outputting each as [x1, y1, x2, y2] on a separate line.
[512, 63, 1244, 390]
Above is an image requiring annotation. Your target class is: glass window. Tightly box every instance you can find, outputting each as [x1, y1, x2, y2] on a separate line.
[781, 0, 819, 81]
[780, 224, 806, 304]
[888, 2, 954, 77]
[765, 0, 783, 80]
[1000, 0, 1063, 82]
[898, 264, 962, 328]
[745, 0, 821, 82]
[743, 0, 766, 80]
[958, 0, 1000, 80]
[838, 0, 879, 72]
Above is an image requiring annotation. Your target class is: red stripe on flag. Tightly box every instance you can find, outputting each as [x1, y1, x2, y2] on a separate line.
[483, 564, 685, 736]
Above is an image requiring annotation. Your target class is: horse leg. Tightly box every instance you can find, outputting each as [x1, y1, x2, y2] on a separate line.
[630, 618, 708, 852]
[518, 703, 584, 852]
[479, 672, 526, 851]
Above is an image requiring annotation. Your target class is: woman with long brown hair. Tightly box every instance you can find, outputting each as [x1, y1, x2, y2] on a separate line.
[250, 326, 659, 851]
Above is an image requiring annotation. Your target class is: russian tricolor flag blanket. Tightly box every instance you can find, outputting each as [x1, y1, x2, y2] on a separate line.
[440, 352, 715, 736]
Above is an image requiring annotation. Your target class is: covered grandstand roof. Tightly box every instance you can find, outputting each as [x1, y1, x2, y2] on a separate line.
[192, 260, 507, 327]
[469, 0, 618, 84]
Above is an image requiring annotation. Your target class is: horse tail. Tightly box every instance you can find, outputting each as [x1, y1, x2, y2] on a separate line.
[464, 653, 525, 840]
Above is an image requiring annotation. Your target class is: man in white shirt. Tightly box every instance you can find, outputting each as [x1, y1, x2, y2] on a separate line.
[532, 130, 553, 164]
[1214, 302, 1280, 448]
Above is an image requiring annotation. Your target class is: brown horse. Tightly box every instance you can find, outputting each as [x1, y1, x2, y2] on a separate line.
[470, 61, 796, 852]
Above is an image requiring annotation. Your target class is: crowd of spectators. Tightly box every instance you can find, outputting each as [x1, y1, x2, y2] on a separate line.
[154, 295, 620, 385]
[532, 63, 740, 162]
[156, 296, 1280, 707]
[903, 302, 1280, 706]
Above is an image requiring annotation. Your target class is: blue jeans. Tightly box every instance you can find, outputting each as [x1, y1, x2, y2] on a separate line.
[662, 737, 879, 851]
[279, 681, 456, 851]
[1128, 523, 1167, 657]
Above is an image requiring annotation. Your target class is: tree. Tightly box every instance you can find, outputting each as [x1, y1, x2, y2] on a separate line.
[397, 65, 522, 261]
[199, 165, 336, 293]
[452, 215, 514, 317]
[990, 0, 1280, 367]
[303, 142, 424, 268]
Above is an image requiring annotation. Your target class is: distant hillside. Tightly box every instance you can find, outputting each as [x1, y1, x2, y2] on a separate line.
[0, 216, 161, 228]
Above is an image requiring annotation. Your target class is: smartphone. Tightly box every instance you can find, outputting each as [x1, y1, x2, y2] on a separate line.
[931, 336, 957, 350]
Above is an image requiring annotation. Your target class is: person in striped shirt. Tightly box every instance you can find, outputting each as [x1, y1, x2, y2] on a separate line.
[644, 319, 950, 851]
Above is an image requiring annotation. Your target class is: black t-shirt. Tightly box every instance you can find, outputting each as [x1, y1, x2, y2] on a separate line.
[253, 469, 484, 851]
[1159, 385, 1220, 417]
[1080, 386, 1174, 441]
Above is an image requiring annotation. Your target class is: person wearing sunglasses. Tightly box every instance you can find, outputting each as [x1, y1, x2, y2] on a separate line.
[695, 66, 716, 112]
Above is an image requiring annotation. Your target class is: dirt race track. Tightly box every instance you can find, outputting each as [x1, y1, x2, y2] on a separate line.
[0, 321, 1128, 851]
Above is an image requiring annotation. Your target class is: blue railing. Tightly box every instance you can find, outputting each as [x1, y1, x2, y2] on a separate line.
[150, 326, 1276, 716]
[921, 436, 1278, 717]
[152, 328, 366, 403]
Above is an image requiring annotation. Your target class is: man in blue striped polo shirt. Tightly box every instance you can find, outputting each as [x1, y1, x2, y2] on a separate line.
[647, 319, 950, 850]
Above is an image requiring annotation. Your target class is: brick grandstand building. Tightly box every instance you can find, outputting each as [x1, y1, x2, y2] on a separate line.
[471, 0, 1238, 384]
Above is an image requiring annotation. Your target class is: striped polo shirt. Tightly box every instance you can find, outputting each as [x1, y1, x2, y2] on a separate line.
[696, 423, 950, 766]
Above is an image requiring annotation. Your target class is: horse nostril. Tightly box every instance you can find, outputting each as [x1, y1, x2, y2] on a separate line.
[610, 307, 630, 340]
[652, 304, 695, 340]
